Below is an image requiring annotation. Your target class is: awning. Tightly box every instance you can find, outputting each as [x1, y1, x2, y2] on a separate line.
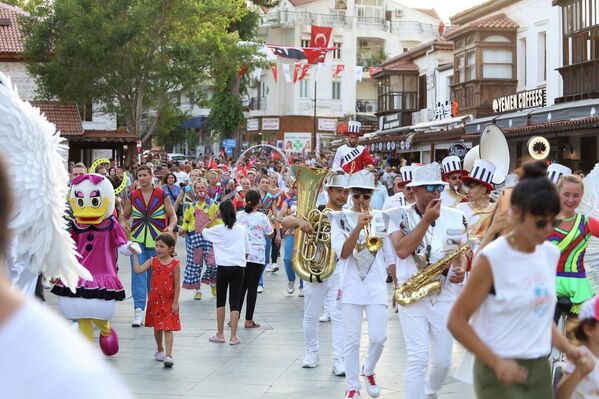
[465, 115, 497, 135]
[181, 116, 209, 129]
[412, 115, 473, 132]
[494, 109, 536, 130]
[529, 98, 599, 125]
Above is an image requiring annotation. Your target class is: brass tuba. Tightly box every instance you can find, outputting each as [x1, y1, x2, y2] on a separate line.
[291, 166, 337, 282]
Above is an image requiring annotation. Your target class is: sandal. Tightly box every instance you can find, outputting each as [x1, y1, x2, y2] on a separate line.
[244, 321, 260, 329]
[229, 337, 241, 346]
[209, 335, 225, 343]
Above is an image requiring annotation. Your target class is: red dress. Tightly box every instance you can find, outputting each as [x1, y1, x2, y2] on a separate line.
[145, 257, 181, 331]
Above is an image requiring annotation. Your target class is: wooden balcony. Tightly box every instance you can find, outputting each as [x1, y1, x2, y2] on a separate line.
[556, 60, 599, 103]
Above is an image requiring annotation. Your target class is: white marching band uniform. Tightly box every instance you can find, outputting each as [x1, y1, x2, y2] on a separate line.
[329, 208, 395, 393]
[386, 205, 467, 398]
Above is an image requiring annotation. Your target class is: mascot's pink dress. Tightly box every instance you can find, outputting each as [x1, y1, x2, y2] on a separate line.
[52, 173, 140, 355]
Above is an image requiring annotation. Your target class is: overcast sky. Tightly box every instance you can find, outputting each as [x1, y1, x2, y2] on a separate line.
[398, 0, 488, 23]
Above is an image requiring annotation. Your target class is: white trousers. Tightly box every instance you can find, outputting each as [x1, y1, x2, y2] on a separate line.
[343, 303, 388, 391]
[303, 272, 344, 360]
[398, 300, 454, 399]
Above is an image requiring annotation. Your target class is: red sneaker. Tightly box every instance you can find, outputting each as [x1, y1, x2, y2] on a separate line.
[344, 390, 360, 399]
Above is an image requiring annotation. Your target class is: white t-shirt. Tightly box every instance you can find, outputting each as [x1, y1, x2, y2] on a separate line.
[202, 224, 249, 267]
[329, 209, 395, 305]
[565, 346, 599, 398]
[472, 236, 559, 359]
[236, 210, 273, 265]
[174, 171, 189, 184]
[382, 192, 406, 210]
[385, 205, 467, 302]
[0, 299, 130, 398]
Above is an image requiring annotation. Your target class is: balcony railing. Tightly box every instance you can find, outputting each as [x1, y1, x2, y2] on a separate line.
[249, 96, 267, 111]
[389, 21, 437, 36]
[356, 99, 378, 113]
[357, 16, 386, 30]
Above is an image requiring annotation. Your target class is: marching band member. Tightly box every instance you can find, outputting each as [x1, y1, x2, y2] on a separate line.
[329, 170, 395, 399]
[386, 163, 467, 399]
[281, 174, 349, 374]
[456, 160, 496, 251]
[332, 121, 374, 174]
[440, 156, 468, 207]
[383, 165, 414, 210]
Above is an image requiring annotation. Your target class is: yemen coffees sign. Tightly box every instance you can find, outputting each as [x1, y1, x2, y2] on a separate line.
[492, 88, 546, 114]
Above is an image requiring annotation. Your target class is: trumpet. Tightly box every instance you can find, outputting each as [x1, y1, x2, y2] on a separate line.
[360, 205, 383, 253]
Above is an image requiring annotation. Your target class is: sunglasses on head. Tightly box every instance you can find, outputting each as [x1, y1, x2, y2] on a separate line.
[536, 217, 561, 229]
[352, 193, 372, 200]
[425, 185, 445, 193]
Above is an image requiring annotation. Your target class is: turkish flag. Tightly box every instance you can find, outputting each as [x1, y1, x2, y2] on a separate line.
[299, 64, 310, 81]
[310, 25, 333, 48]
[237, 64, 247, 78]
[334, 64, 345, 76]
[293, 63, 301, 83]
[270, 64, 278, 83]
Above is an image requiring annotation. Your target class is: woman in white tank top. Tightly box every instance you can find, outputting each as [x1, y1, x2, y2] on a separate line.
[447, 161, 593, 398]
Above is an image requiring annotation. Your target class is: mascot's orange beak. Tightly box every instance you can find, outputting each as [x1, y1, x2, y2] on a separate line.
[69, 198, 110, 225]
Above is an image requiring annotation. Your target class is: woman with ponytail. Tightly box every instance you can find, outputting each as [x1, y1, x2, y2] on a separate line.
[448, 161, 590, 398]
[236, 190, 274, 329]
[202, 200, 249, 345]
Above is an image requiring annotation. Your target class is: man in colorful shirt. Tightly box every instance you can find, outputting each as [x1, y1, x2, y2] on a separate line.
[123, 165, 177, 327]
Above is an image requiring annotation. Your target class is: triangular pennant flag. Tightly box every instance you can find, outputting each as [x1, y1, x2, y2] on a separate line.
[252, 67, 262, 81]
[270, 64, 278, 83]
[355, 67, 363, 82]
[293, 63, 301, 83]
[282, 64, 291, 83]
[334, 64, 345, 76]
[299, 64, 310, 81]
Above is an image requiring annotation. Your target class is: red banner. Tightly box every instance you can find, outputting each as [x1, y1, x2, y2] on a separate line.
[310, 25, 333, 48]
[334, 64, 345, 76]
[270, 64, 278, 83]
[299, 64, 310, 81]
[293, 63, 301, 83]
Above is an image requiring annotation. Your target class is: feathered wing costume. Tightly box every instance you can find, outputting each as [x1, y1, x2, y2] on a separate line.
[578, 164, 599, 292]
[0, 72, 91, 294]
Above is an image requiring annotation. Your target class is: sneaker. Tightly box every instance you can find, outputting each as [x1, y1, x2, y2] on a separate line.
[319, 311, 331, 323]
[257, 286, 263, 293]
[332, 358, 345, 376]
[344, 390, 360, 399]
[426, 394, 439, 399]
[363, 373, 380, 398]
[264, 263, 274, 272]
[302, 350, 319, 368]
[155, 351, 165, 362]
[271, 264, 279, 273]
[287, 281, 295, 295]
[194, 290, 202, 300]
[132, 308, 143, 327]
[298, 287, 305, 297]
[211, 285, 217, 297]
[163, 355, 174, 368]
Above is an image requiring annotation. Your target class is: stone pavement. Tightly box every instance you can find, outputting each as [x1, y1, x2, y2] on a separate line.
[46, 239, 476, 399]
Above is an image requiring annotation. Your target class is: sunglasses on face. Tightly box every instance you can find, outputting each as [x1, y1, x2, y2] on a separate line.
[425, 185, 445, 193]
[352, 193, 372, 200]
[536, 217, 561, 229]
[448, 176, 461, 181]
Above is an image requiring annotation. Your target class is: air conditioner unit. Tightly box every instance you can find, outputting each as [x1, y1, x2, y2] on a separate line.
[360, 40, 369, 48]
[335, 0, 347, 10]
[394, 9, 404, 17]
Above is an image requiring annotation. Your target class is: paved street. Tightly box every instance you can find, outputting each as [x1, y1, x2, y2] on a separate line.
[47, 240, 476, 399]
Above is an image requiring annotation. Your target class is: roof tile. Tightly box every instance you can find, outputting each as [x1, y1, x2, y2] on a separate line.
[30, 101, 84, 137]
[446, 13, 518, 39]
[0, 3, 28, 54]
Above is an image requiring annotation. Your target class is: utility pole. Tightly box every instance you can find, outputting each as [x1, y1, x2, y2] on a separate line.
[312, 79, 317, 155]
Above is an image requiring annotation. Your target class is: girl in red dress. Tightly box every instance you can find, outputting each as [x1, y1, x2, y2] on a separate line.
[132, 233, 181, 368]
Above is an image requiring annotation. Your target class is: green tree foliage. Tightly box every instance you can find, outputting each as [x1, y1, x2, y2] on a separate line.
[152, 103, 190, 149]
[22, 0, 256, 143]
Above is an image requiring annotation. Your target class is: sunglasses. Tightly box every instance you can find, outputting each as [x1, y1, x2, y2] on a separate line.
[536, 218, 561, 229]
[425, 185, 445, 193]
[448, 176, 461, 181]
[352, 193, 372, 200]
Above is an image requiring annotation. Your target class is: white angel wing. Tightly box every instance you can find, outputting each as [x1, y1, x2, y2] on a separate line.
[578, 163, 599, 292]
[0, 73, 91, 293]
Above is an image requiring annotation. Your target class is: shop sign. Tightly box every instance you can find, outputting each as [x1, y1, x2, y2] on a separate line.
[262, 118, 280, 130]
[247, 119, 259, 131]
[448, 143, 468, 160]
[381, 113, 401, 130]
[433, 101, 452, 120]
[493, 88, 546, 114]
[284, 132, 311, 153]
[222, 139, 236, 148]
[318, 118, 336, 131]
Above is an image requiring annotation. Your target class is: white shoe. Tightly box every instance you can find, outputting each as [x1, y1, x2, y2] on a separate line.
[298, 287, 305, 297]
[319, 311, 331, 322]
[132, 308, 143, 327]
[426, 394, 439, 399]
[271, 264, 279, 273]
[257, 286, 263, 293]
[332, 358, 345, 376]
[163, 355, 174, 368]
[155, 351, 165, 362]
[264, 263, 274, 272]
[363, 372, 380, 398]
[301, 350, 319, 368]
[287, 281, 295, 294]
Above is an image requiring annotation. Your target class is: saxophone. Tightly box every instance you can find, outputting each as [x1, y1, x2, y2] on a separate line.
[290, 166, 336, 283]
[395, 243, 470, 306]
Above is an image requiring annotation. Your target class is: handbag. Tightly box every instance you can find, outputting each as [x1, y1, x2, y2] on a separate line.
[194, 207, 210, 234]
